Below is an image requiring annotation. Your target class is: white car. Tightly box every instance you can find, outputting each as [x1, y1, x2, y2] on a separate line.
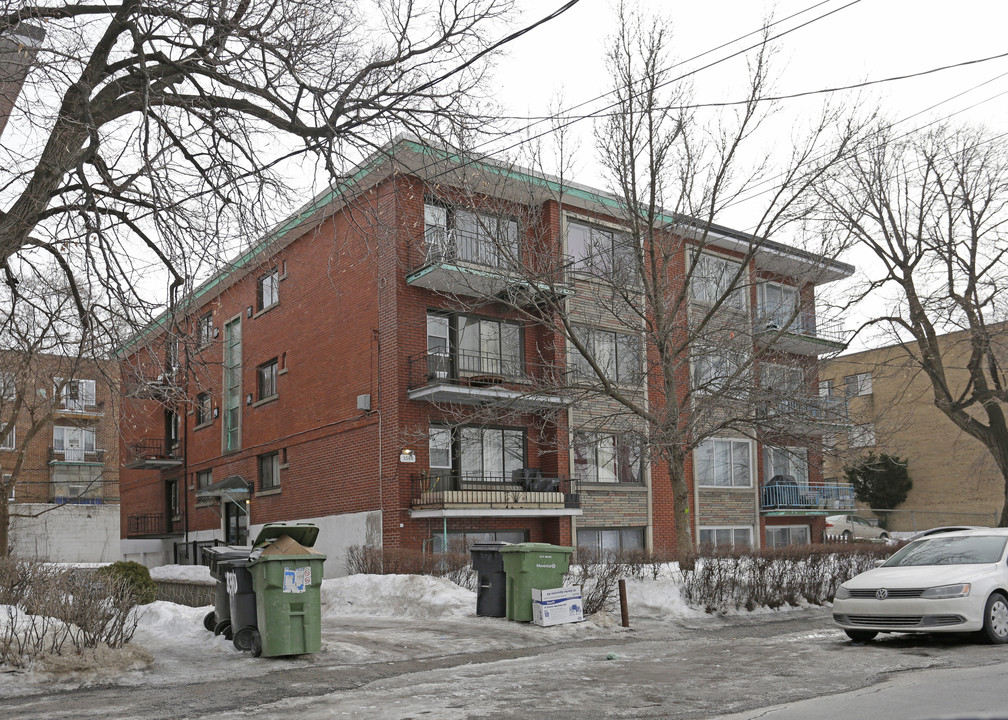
[825, 514, 890, 541]
[832, 528, 1008, 643]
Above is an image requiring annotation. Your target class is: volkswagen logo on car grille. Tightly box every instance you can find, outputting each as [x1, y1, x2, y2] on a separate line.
[876, 588, 889, 600]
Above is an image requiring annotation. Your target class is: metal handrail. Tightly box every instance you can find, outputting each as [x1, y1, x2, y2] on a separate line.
[411, 472, 579, 509]
[761, 481, 855, 511]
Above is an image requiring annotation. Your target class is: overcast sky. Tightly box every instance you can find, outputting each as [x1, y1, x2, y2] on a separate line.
[483, 0, 1008, 347]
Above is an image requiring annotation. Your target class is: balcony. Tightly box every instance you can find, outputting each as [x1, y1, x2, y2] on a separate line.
[405, 230, 572, 305]
[753, 308, 847, 355]
[760, 480, 856, 515]
[126, 512, 181, 538]
[123, 438, 184, 470]
[407, 350, 569, 408]
[52, 401, 104, 419]
[757, 395, 850, 436]
[409, 471, 581, 519]
[48, 447, 106, 465]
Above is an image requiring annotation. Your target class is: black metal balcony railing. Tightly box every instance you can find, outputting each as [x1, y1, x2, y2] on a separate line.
[126, 512, 177, 537]
[124, 438, 184, 470]
[411, 471, 580, 510]
[754, 307, 846, 346]
[408, 350, 567, 390]
[761, 480, 855, 512]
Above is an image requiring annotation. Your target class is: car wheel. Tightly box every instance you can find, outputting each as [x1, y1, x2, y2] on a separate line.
[844, 629, 877, 642]
[981, 593, 1008, 644]
[841, 530, 852, 541]
[879, 532, 890, 540]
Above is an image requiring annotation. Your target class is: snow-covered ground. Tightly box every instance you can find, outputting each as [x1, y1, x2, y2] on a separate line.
[0, 565, 749, 697]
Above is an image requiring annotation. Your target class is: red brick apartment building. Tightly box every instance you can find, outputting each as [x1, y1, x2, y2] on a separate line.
[118, 138, 855, 572]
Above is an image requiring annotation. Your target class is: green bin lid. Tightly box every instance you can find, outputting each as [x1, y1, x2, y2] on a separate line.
[498, 542, 573, 554]
[251, 522, 320, 548]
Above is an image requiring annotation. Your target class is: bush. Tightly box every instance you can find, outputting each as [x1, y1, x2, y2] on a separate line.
[0, 557, 143, 668]
[344, 545, 476, 591]
[97, 561, 157, 606]
[679, 543, 898, 613]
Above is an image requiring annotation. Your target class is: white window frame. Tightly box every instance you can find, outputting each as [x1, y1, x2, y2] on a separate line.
[1, 424, 14, 450]
[571, 326, 642, 385]
[698, 526, 753, 548]
[763, 445, 809, 486]
[849, 423, 876, 448]
[0, 372, 15, 401]
[756, 281, 800, 327]
[844, 372, 872, 396]
[765, 525, 811, 548]
[694, 438, 753, 488]
[4, 474, 12, 501]
[690, 252, 747, 311]
[52, 425, 96, 459]
[428, 426, 452, 469]
[577, 527, 646, 554]
[56, 378, 96, 411]
[258, 268, 279, 310]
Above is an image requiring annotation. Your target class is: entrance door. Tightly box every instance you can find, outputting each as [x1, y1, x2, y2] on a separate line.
[224, 502, 248, 545]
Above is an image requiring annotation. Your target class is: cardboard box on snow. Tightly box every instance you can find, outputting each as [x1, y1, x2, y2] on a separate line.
[532, 586, 584, 626]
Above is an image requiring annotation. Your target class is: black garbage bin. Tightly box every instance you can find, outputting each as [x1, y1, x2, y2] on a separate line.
[202, 545, 251, 638]
[221, 557, 259, 651]
[470, 542, 511, 617]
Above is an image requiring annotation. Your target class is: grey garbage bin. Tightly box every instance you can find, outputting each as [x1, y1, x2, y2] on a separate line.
[202, 545, 251, 638]
[221, 557, 258, 651]
[470, 542, 511, 617]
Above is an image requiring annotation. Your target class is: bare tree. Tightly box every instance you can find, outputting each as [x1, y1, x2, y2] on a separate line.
[820, 123, 1008, 525]
[0, 0, 587, 346]
[410, 6, 861, 562]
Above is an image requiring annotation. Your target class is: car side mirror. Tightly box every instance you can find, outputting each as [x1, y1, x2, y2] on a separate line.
[873, 559, 886, 568]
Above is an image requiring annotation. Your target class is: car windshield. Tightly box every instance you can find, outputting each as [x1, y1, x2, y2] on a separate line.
[883, 535, 1008, 567]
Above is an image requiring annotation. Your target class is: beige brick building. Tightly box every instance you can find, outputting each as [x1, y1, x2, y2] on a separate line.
[822, 329, 1006, 532]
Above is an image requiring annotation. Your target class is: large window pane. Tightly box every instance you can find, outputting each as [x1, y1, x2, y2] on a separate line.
[429, 427, 451, 468]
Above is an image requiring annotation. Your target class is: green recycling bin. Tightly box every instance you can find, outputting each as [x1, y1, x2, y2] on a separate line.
[246, 522, 327, 657]
[499, 543, 573, 622]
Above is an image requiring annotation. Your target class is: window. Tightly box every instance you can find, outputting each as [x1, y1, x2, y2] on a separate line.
[196, 469, 212, 490]
[259, 452, 280, 490]
[763, 446, 809, 485]
[760, 364, 805, 395]
[690, 252, 746, 310]
[765, 525, 810, 548]
[52, 426, 96, 460]
[819, 379, 834, 397]
[425, 312, 523, 380]
[197, 312, 214, 346]
[258, 358, 278, 400]
[1, 424, 14, 450]
[223, 318, 242, 453]
[567, 220, 635, 280]
[577, 527, 645, 555]
[694, 438, 752, 488]
[571, 326, 642, 384]
[844, 372, 872, 397]
[57, 378, 96, 411]
[458, 315, 521, 377]
[429, 426, 452, 469]
[257, 268, 279, 310]
[52, 464, 101, 501]
[424, 202, 519, 269]
[460, 427, 524, 481]
[195, 392, 212, 426]
[4, 474, 12, 501]
[573, 433, 642, 484]
[0, 372, 15, 401]
[431, 530, 527, 554]
[692, 346, 749, 393]
[757, 282, 805, 330]
[698, 526, 752, 548]
[849, 423, 876, 448]
[167, 478, 180, 518]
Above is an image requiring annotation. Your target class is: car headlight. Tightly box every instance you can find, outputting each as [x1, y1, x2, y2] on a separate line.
[921, 583, 971, 599]
[834, 586, 850, 600]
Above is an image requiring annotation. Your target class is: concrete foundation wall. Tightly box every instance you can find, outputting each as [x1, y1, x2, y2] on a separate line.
[9, 503, 122, 563]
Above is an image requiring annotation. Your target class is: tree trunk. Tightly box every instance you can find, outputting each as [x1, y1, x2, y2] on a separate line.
[668, 447, 695, 570]
[0, 492, 9, 557]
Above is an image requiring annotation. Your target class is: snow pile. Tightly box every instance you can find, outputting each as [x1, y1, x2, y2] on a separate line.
[623, 578, 700, 619]
[321, 574, 475, 619]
